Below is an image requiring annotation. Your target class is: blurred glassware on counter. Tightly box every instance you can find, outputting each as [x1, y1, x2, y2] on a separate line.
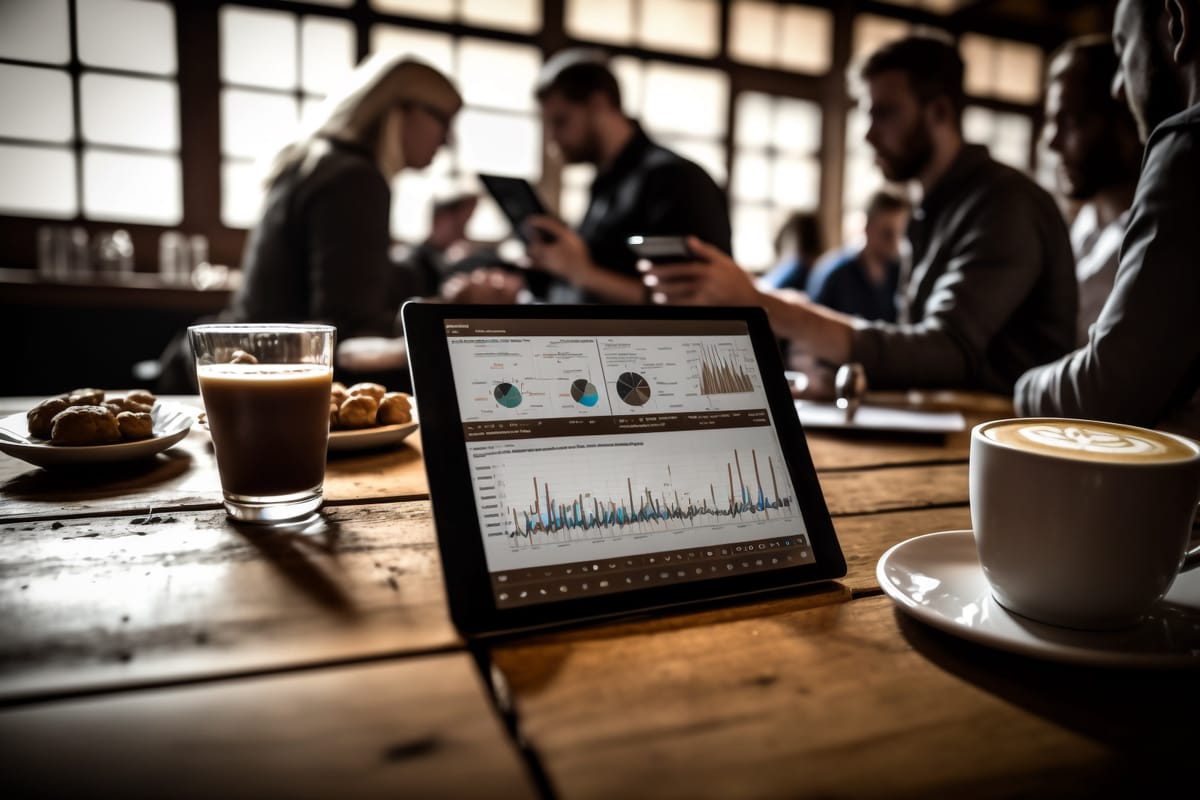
[37, 225, 92, 280]
[190, 233, 209, 272]
[191, 260, 230, 290]
[94, 229, 135, 279]
[159, 230, 188, 285]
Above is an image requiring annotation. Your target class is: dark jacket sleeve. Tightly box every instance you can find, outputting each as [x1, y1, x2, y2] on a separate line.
[851, 172, 1075, 391]
[1015, 122, 1200, 427]
[301, 161, 398, 338]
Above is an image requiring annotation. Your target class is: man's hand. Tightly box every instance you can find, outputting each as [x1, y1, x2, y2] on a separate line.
[440, 267, 527, 304]
[639, 237, 762, 306]
[524, 215, 595, 284]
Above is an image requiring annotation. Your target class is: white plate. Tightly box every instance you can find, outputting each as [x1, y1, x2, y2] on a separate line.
[876, 530, 1200, 668]
[327, 421, 418, 452]
[0, 402, 196, 468]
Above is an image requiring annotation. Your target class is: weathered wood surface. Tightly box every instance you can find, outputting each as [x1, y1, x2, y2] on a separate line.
[0, 500, 456, 703]
[490, 594, 1191, 799]
[0, 421, 431, 522]
[817, 462, 968, 515]
[3, 652, 537, 800]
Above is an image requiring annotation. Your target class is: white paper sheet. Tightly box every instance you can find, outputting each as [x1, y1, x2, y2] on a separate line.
[794, 400, 966, 433]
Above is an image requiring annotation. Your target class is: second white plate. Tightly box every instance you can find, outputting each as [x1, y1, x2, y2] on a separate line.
[327, 421, 419, 452]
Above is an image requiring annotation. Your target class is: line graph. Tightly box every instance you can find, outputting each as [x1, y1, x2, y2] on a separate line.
[506, 446, 793, 544]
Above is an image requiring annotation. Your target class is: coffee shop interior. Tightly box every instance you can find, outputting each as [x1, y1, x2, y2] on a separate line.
[1, 0, 1111, 395]
[12, 2, 1200, 797]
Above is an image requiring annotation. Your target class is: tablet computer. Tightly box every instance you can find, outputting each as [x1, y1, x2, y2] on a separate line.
[478, 173, 550, 244]
[402, 302, 846, 639]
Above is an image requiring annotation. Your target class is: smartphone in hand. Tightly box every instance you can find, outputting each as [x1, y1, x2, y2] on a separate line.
[626, 235, 694, 264]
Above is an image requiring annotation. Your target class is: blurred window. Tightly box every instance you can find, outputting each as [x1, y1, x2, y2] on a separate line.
[964, 105, 1033, 170]
[372, 0, 540, 34]
[567, 0, 718, 56]
[730, 2, 832, 74]
[0, 0, 180, 223]
[961, 34, 1042, 104]
[219, 6, 356, 228]
[732, 93, 822, 271]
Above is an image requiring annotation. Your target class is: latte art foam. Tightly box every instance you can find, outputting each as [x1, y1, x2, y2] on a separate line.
[982, 419, 1196, 463]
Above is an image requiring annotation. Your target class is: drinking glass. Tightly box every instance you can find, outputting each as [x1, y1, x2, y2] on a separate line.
[188, 323, 335, 524]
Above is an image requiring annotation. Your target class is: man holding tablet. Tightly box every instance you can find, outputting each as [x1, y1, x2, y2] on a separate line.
[525, 49, 731, 305]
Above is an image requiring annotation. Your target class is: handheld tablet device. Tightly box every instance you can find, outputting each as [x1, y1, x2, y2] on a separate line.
[478, 173, 554, 244]
[402, 303, 845, 638]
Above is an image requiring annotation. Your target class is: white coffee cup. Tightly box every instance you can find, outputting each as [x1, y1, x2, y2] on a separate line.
[970, 417, 1200, 630]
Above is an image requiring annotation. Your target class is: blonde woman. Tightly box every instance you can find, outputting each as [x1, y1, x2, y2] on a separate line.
[229, 51, 462, 338]
[158, 52, 468, 391]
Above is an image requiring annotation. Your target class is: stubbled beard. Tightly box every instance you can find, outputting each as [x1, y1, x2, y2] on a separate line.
[561, 129, 602, 165]
[876, 121, 934, 182]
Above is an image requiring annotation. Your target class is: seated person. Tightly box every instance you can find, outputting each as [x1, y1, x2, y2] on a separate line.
[642, 35, 1076, 399]
[521, 48, 731, 304]
[1015, 0, 1200, 440]
[757, 212, 824, 293]
[1042, 35, 1141, 346]
[804, 188, 911, 323]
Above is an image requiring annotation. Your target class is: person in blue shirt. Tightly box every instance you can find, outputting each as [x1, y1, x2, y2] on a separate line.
[804, 189, 911, 322]
[757, 212, 824, 292]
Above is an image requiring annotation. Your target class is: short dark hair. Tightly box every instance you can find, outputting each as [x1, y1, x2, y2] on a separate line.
[1047, 35, 1123, 113]
[859, 35, 966, 126]
[865, 188, 911, 220]
[535, 49, 622, 108]
[774, 212, 823, 260]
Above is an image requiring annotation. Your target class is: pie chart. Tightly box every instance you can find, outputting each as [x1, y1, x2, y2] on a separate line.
[570, 379, 600, 407]
[616, 372, 651, 406]
[494, 382, 522, 408]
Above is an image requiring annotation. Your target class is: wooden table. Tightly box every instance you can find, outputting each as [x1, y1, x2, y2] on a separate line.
[1, 392, 1192, 797]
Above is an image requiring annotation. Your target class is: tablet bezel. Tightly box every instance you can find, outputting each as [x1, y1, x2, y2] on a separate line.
[402, 302, 846, 639]
[478, 173, 547, 244]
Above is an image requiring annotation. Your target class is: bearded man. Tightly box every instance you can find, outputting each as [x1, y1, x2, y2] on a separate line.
[644, 35, 1077, 398]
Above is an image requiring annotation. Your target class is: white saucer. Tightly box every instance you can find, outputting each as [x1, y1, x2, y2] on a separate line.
[876, 530, 1200, 668]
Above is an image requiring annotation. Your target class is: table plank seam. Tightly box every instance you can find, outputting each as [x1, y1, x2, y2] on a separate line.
[0, 641, 464, 711]
[815, 457, 968, 474]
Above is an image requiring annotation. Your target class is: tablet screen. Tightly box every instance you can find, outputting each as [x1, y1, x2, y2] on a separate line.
[443, 317, 815, 609]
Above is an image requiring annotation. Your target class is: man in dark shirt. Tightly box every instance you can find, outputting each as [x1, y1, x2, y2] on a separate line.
[644, 35, 1076, 397]
[1016, 0, 1200, 439]
[525, 49, 731, 304]
[804, 188, 910, 323]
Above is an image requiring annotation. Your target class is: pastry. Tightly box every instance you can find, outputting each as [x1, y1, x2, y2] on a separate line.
[377, 392, 412, 425]
[337, 395, 378, 428]
[116, 410, 154, 440]
[27, 397, 70, 439]
[347, 382, 386, 401]
[50, 405, 121, 445]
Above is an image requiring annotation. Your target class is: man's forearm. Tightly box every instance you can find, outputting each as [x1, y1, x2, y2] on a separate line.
[760, 291, 855, 365]
[577, 264, 649, 304]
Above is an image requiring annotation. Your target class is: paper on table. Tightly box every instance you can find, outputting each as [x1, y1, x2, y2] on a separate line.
[794, 400, 966, 433]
